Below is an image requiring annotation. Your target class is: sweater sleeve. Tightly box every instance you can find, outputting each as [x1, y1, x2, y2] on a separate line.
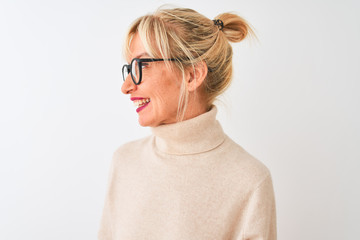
[240, 174, 277, 240]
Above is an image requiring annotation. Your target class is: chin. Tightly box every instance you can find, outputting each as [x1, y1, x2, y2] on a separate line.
[138, 117, 157, 127]
[138, 119, 149, 127]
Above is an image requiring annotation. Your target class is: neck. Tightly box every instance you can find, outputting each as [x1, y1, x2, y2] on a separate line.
[178, 90, 209, 122]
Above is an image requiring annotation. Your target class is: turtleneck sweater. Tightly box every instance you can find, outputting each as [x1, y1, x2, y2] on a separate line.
[98, 106, 276, 240]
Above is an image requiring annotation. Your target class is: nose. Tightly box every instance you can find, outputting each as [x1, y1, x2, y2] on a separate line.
[121, 74, 137, 94]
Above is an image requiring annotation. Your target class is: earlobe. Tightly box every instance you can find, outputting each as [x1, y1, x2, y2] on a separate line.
[187, 61, 208, 92]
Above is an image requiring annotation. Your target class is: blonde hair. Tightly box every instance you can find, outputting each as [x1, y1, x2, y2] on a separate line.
[124, 7, 255, 121]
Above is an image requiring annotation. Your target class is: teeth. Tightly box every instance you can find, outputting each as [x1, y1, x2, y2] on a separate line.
[133, 98, 150, 107]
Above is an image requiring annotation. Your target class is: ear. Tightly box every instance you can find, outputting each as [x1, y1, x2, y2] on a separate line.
[186, 61, 208, 92]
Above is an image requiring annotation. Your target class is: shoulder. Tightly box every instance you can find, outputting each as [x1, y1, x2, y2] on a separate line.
[113, 136, 151, 155]
[220, 135, 272, 190]
[111, 135, 152, 164]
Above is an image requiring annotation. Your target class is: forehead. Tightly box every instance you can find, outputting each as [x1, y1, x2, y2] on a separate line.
[126, 33, 150, 62]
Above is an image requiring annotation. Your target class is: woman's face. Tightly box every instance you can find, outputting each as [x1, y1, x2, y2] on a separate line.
[121, 33, 183, 127]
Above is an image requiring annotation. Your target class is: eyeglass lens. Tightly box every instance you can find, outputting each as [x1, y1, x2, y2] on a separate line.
[122, 65, 128, 82]
[122, 59, 141, 84]
[131, 59, 140, 84]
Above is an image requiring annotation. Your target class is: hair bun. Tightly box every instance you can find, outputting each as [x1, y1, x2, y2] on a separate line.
[214, 13, 254, 43]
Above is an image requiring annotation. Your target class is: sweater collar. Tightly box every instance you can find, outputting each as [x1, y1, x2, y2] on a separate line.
[151, 106, 225, 155]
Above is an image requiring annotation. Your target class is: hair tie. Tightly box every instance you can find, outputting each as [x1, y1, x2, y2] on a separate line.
[213, 19, 224, 30]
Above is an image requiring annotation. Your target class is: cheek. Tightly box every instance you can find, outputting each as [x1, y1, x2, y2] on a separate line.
[152, 86, 179, 110]
[143, 64, 182, 100]
[154, 69, 182, 95]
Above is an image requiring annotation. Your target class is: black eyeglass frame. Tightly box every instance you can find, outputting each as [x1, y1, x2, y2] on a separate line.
[122, 58, 177, 85]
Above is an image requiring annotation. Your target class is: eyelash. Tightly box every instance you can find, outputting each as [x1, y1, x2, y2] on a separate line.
[141, 63, 149, 69]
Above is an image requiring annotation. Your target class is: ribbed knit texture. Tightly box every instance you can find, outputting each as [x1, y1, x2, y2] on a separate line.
[98, 106, 277, 240]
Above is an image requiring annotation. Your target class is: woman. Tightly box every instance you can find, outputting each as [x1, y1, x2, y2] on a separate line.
[98, 7, 276, 240]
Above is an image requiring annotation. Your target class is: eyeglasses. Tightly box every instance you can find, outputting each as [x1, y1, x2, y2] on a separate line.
[122, 58, 176, 85]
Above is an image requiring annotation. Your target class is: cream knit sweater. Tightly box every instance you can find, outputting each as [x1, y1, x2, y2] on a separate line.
[98, 106, 276, 240]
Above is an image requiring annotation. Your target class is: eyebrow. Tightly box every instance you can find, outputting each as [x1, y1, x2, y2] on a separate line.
[134, 52, 151, 59]
[126, 52, 151, 64]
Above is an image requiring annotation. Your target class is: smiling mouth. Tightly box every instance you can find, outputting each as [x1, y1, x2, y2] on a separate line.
[133, 98, 150, 107]
[133, 98, 151, 113]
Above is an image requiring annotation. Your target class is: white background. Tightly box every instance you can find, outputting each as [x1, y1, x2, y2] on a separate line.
[0, 0, 359, 239]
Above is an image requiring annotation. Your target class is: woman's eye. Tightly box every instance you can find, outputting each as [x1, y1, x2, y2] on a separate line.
[141, 63, 149, 69]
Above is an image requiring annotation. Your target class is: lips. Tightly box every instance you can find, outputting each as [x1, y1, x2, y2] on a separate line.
[131, 97, 151, 112]
[130, 97, 146, 101]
